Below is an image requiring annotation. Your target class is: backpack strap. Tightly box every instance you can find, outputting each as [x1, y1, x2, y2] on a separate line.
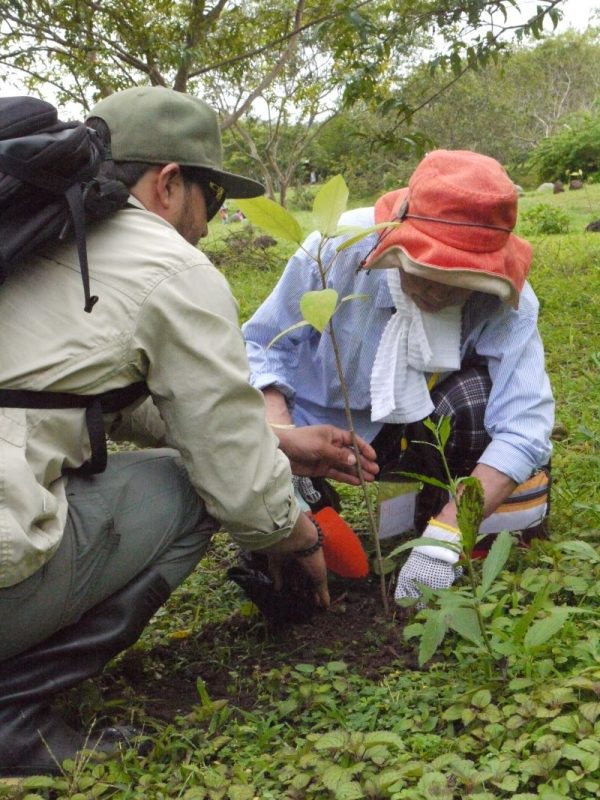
[0, 382, 148, 475]
[64, 183, 98, 312]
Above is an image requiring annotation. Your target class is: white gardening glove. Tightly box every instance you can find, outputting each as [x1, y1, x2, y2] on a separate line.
[395, 519, 463, 601]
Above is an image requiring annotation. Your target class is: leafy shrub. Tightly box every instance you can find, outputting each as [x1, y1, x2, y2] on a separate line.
[290, 185, 316, 211]
[520, 203, 571, 235]
[527, 109, 600, 181]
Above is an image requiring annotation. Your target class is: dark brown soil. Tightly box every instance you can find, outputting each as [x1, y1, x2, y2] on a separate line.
[106, 578, 414, 722]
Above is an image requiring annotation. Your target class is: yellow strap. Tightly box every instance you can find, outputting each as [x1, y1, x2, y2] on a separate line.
[430, 518, 461, 535]
[427, 372, 440, 390]
[398, 374, 439, 453]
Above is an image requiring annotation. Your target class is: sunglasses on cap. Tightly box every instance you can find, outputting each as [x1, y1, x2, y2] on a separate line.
[180, 166, 227, 222]
[203, 179, 226, 222]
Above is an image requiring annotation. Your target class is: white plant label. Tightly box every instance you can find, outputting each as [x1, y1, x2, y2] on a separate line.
[377, 481, 420, 539]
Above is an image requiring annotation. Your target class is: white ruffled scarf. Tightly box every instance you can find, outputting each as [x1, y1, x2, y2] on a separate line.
[370, 270, 463, 424]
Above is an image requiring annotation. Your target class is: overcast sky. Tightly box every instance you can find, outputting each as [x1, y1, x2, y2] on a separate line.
[534, 0, 599, 30]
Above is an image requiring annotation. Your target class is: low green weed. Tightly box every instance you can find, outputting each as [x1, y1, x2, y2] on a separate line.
[386, 417, 599, 677]
[520, 204, 571, 235]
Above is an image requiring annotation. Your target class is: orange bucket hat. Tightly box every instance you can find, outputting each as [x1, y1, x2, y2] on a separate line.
[362, 150, 532, 308]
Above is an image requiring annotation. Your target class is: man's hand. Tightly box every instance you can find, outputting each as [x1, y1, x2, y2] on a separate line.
[267, 549, 330, 608]
[263, 511, 330, 608]
[275, 425, 379, 485]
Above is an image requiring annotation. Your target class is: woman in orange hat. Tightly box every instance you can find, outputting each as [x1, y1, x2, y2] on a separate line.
[243, 149, 554, 601]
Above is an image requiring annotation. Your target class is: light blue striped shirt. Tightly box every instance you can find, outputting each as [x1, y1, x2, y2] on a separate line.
[243, 208, 554, 484]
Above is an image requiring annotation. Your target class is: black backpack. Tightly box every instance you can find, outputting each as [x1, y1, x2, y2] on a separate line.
[0, 96, 147, 474]
[0, 95, 129, 311]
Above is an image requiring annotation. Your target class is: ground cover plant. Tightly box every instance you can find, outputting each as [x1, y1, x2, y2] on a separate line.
[2, 185, 599, 800]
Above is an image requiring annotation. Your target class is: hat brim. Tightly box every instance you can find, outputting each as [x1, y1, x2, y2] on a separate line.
[209, 168, 264, 199]
[370, 246, 517, 306]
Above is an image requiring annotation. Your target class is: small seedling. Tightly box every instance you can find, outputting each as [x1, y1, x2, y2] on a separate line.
[239, 177, 400, 613]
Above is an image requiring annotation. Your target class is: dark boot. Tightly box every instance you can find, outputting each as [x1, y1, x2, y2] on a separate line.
[0, 568, 171, 776]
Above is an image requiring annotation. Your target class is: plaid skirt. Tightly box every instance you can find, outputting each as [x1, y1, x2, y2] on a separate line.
[371, 365, 551, 539]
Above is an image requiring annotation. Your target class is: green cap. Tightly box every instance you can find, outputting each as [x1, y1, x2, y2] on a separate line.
[87, 86, 264, 199]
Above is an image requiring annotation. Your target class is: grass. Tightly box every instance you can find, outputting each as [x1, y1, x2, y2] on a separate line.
[517, 182, 600, 233]
[2, 185, 599, 800]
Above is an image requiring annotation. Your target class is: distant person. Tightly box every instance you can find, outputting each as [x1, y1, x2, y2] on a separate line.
[243, 149, 554, 601]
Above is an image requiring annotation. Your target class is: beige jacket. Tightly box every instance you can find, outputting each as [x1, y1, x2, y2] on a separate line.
[0, 200, 298, 588]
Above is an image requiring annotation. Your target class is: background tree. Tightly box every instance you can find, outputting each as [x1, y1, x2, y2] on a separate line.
[401, 28, 600, 174]
[0, 0, 566, 196]
[208, 37, 341, 205]
[0, 1, 566, 112]
[297, 105, 435, 197]
[526, 106, 600, 182]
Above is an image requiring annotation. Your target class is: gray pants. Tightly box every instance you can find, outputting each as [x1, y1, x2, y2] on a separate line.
[0, 449, 217, 661]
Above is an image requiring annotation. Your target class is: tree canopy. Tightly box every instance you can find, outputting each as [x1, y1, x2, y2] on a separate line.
[0, 1, 565, 114]
[0, 0, 567, 199]
[404, 29, 600, 166]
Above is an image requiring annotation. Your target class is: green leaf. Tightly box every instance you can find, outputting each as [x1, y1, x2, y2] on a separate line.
[335, 221, 401, 251]
[321, 766, 364, 800]
[326, 661, 348, 673]
[562, 743, 599, 772]
[339, 293, 369, 304]
[456, 477, 485, 554]
[404, 621, 424, 640]
[312, 175, 348, 236]
[512, 582, 551, 643]
[363, 731, 406, 749]
[378, 769, 409, 790]
[395, 470, 450, 491]
[556, 540, 600, 563]
[22, 777, 56, 789]
[236, 196, 303, 243]
[471, 688, 492, 708]
[417, 770, 453, 798]
[419, 611, 448, 666]
[295, 663, 316, 674]
[580, 702, 600, 723]
[550, 714, 580, 733]
[481, 531, 513, 596]
[267, 319, 311, 348]
[446, 607, 484, 647]
[313, 731, 348, 750]
[371, 556, 397, 575]
[437, 415, 452, 449]
[203, 767, 226, 789]
[228, 787, 254, 800]
[524, 607, 570, 650]
[300, 288, 338, 333]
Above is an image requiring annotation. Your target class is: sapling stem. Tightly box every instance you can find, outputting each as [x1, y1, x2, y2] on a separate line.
[464, 555, 495, 662]
[314, 238, 390, 613]
[326, 319, 390, 614]
[436, 426, 495, 659]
